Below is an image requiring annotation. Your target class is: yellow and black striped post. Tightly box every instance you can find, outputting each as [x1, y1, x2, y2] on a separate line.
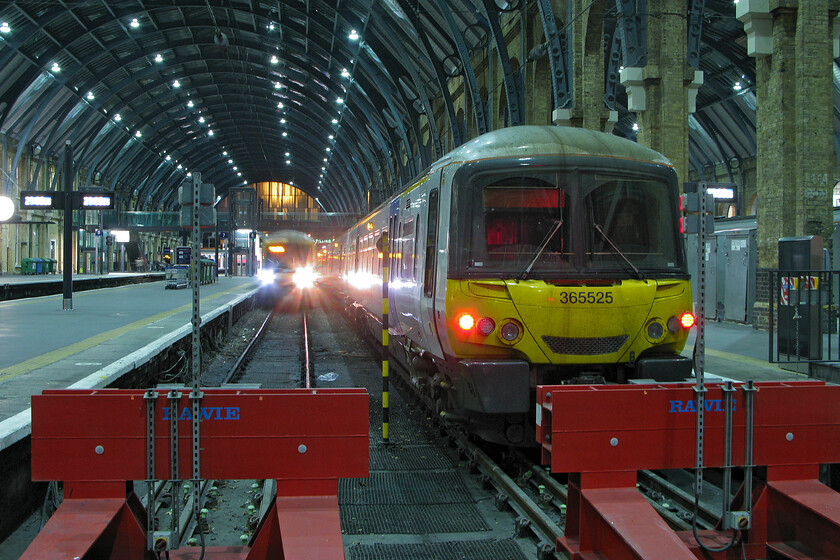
[378, 233, 390, 444]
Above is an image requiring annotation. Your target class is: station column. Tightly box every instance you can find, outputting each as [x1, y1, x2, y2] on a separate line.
[738, 1, 835, 325]
[620, 0, 699, 185]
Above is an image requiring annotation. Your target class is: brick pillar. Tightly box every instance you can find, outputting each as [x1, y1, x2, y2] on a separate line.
[624, 1, 694, 184]
[740, 1, 835, 325]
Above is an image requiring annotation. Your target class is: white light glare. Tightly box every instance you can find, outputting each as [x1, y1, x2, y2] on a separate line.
[135, 130, 142, 137]
[282, 132, 287, 137]
[278, 102, 284, 109]
[280, 118, 286, 124]
[0, 22, 10, 34]
[341, 68, 350, 78]
[165, 155, 172, 161]
[331, 118, 338, 124]
[130, 18, 140, 28]
[285, 152, 290, 156]
[274, 82, 281, 89]
[51, 62, 61, 73]
[187, 100, 194, 108]
[348, 29, 359, 41]
[114, 113, 122, 122]
[0, 196, 14, 221]
[86, 91, 94, 100]
[271, 55, 279, 64]
[172, 80, 181, 88]
[155, 53, 163, 63]
[208, 130, 214, 136]
[336, 97, 344, 104]
[198, 116, 205, 123]
[632, 122, 639, 131]
[177, 164, 183, 169]
[228, 159, 233, 164]
[268, 22, 275, 31]
[733, 81, 743, 91]
[222, 151, 228, 155]
[286, 160, 291, 165]
[82, 195, 111, 207]
[328, 134, 334, 140]
[233, 166, 238, 171]
[237, 172, 242, 176]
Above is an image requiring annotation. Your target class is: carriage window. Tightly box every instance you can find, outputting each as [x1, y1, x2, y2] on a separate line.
[402, 219, 415, 280]
[584, 177, 680, 270]
[474, 177, 569, 269]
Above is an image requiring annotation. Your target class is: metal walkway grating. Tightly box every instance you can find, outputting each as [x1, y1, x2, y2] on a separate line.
[347, 539, 528, 559]
[339, 471, 473, 505]
[368, 445, 453, 470]
[340, 503, 490, 534]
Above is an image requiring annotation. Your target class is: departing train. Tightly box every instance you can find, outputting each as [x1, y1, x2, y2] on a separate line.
[335, 125, 696, 445]
[257, 230, 317, 304]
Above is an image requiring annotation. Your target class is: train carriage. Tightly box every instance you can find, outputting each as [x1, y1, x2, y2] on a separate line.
[257, 230, 317, 306]
[339, 125, 695, 445]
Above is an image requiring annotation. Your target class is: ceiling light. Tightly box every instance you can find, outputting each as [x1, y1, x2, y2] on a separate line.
[155, 53, 163, 63]
[228, 159, 233, 164]
[733, 81, 743, 91]
[130, 18, 140, 28]
[270, 55, 279, 64]
[177, 164, 183, 169]
[632, 122, 639, 131]
[198, 116, 205, 123]
[208, 130, 214, 136]
[222, 151, 227, 156]
[331, 118, 338, 124]
[321, 167, 325, 171]
[282, 132, 287, 137]
[336, 97, 344, 104]
[323, 158, 328, 162]
[135, 130, 142, 137]
[51, 62, 61, 73]
[268, 22, 275, 30]
[0, 22, 10, 34]
[328, 134, 334, 140]
[286, 160, 291, 165]
[187, 172, 192, 177]
[280, 118, 286, 124]
[326, 147, 331, 152]
[237, 172, 242, 176]
[341, 68, 350, 78]
[348, 29, 359, 41]
[114, 113, 122, 122]
[165, 155, 171, 161]
[274, 82, 281, 89]
[172, 80, 181, 88]
[243, 181, 247, 185]
[86, 91, 94, 100]
[278, 102, 284, 109]
[187, 100, 194, 108]
[285, 152, 290, 156]
[233, 166, 238, 171]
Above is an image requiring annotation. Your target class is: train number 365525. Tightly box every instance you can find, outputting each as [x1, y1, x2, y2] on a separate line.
[557, 291, 614, 304]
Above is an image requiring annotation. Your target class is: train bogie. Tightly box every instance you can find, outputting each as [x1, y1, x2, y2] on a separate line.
[338, 126, 696, 445]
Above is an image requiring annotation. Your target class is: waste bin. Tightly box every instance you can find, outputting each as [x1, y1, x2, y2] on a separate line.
[32, 258, 44, 274]
[44, 258, 56, 274]
[21, 258, 37, 275]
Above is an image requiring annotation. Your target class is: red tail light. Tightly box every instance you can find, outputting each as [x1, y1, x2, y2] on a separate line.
[680, 312, 696, 329]
[457, 313, 476, 331]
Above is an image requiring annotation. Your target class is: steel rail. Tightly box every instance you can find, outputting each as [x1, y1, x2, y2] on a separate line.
[221, 310, 274, 384]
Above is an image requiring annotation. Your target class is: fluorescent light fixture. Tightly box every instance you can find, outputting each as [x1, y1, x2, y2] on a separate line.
[86, 91, 95, 100]
[51, 62, 61, 72]
[155, 53, 163, 62]
[0, 22, 10, 34]
[130, 18, 140, 28]
[114, 113, 122, 122]
[348, 29, 359, 40]
[112, 230, 130, 243]
[709, 187, 736, 200]
[285, 152, 290, 156]
[328, 135, 334, 139]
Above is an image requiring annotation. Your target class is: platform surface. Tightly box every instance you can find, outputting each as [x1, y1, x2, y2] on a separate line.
[0, 276, 259, 448]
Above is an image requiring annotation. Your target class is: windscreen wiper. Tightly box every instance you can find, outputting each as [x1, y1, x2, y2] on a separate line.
[518, 219, 563, 281]
[593, 223, 647, 282]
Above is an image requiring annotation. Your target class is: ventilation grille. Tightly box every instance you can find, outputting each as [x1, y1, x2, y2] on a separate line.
[542, 335, 629, 355]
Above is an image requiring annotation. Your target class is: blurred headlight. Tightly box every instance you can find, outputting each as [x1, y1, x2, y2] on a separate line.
[258, 269, 276, 285]
[292, 266, 318, 289]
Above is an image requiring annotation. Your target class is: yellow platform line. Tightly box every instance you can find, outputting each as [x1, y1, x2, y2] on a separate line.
[0, 284, 248, 383]
[704, 348, 790, 374]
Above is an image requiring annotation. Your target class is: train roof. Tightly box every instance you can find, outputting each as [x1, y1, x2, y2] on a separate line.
[432, 125, 673, 171]
[261, 230, 315, 247]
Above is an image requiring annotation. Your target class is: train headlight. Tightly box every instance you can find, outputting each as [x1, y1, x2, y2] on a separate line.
[292, 266, 318, 289]
[498, 319, 523, 344]
[258, 269, 275, 285]
[476, 317, 496, 336]
[646, 320, 665, 341]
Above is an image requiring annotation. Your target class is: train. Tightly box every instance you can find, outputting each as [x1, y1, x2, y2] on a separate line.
[334, 125, 696, 445]
[256, 230, 317, 305]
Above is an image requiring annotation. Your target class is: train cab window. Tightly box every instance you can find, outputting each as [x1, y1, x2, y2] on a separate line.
[584, 177, 682, 271]
[471, 177, 570, 271]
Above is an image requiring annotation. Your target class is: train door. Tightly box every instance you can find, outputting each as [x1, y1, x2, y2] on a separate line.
[387, 198, 403, 335]
[418, 181, 444, 357]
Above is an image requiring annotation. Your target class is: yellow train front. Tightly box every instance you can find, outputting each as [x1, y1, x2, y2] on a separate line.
[339, 126, 695, 445]
[257, 230, 317, 307]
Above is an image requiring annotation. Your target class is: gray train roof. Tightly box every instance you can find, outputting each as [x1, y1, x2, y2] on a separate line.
[0, 1, 820, 214]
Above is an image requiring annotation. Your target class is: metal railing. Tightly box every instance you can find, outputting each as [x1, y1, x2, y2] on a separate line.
[769, 269, 840, 363]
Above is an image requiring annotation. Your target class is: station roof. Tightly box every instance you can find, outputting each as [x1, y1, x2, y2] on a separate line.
[0, 1, 831, 214]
